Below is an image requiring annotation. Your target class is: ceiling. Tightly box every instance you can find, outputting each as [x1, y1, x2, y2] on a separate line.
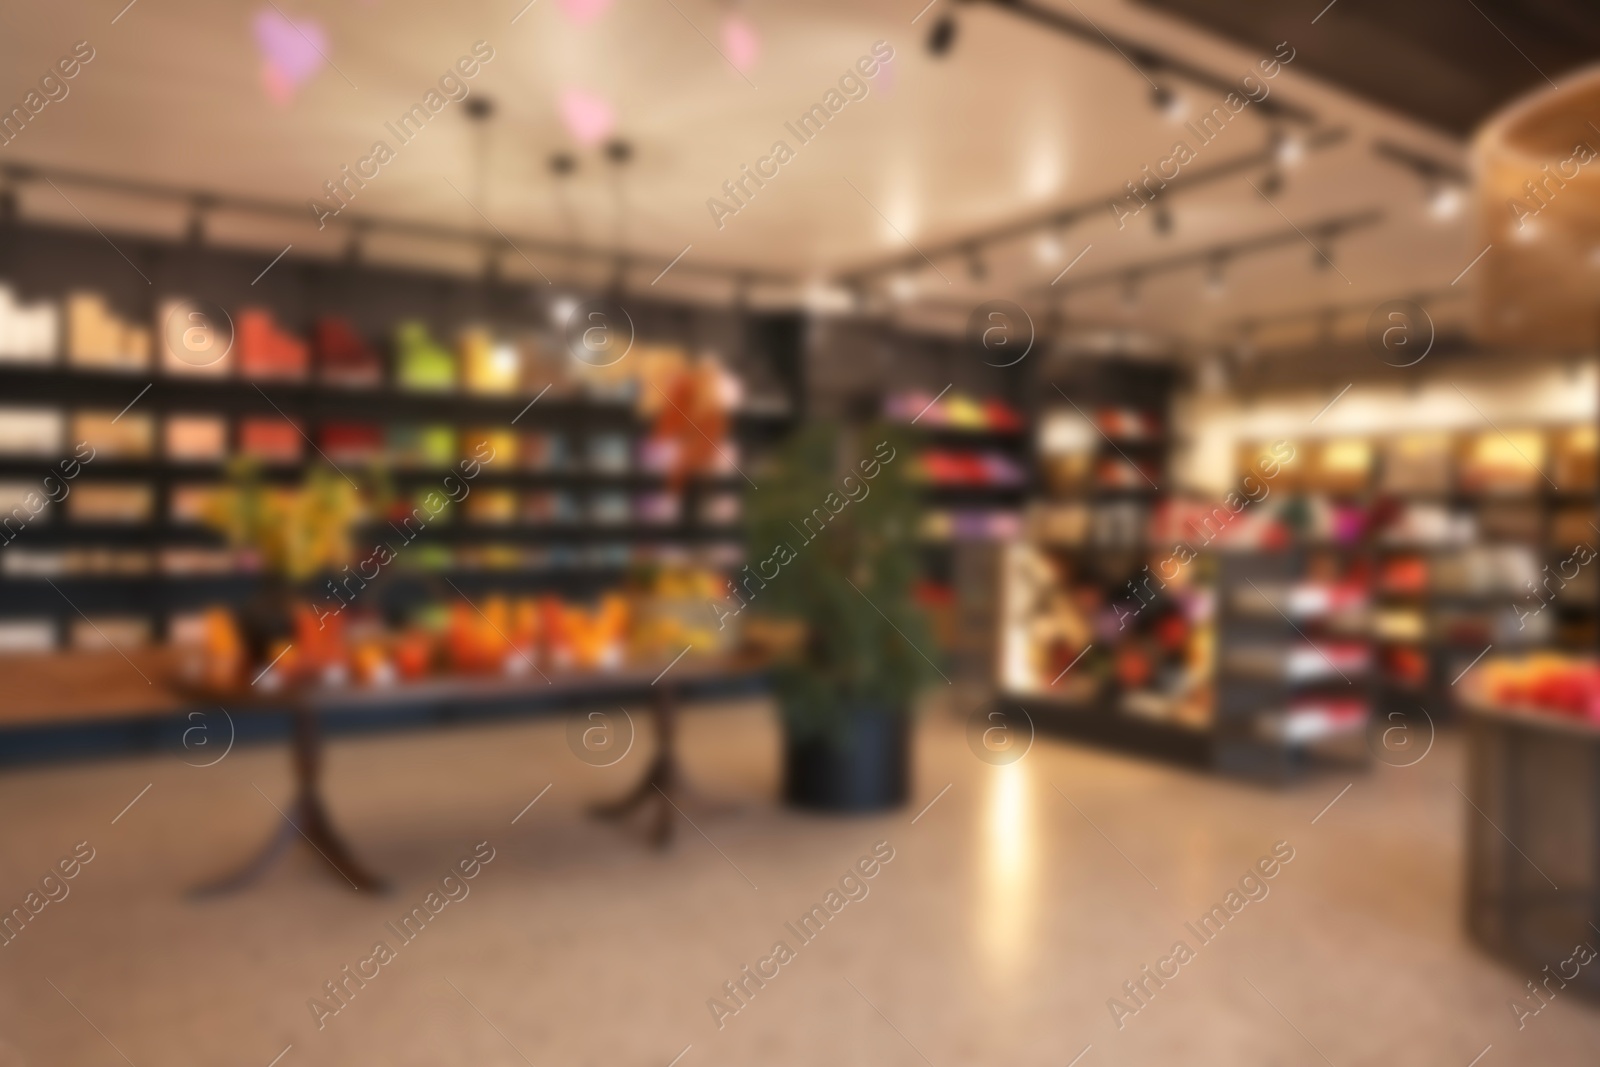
[0, 0, 1548, 349]
[1134, 0, 1600, 138]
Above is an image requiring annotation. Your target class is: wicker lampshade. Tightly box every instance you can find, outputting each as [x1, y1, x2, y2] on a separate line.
[1472, 66, 1600, 350]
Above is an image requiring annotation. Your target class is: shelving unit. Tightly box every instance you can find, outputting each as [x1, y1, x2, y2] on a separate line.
[1210, 549, 1372, 779]
[997, 359, 1206, 759]
[0, 222, 799, 650]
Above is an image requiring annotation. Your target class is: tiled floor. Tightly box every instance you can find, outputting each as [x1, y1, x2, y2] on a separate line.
[1, 699, 1597, 1066]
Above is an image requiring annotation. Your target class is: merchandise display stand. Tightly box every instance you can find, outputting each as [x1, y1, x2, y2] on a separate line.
[1462, 701, 1600, 1002]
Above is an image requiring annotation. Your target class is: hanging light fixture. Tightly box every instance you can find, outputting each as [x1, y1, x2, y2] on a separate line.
[344, 223, 366, 266]
[1427, 180, 1464, 221]
[185, 196, 210, 246]
[1121, 272, 1141, 308]
[1150, 82, 1186, 123]
[927, 13, 958, 56]
[1205, 252, 1228, 298]
[1152, 203, 1173, 236]
[965, 245, 987, 281]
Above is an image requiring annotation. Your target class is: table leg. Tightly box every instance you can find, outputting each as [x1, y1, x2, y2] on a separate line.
[590, 683, 743, 848]
[590, 686, 678, 846]
[192, 699, 387, 896]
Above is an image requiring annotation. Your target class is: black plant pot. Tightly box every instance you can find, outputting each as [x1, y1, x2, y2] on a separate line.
[782, 704, 910, 813]
[237, 576, 297, 666]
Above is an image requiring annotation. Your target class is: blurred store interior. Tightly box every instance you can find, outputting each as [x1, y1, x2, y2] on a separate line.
[2, 1, 1600, 1064]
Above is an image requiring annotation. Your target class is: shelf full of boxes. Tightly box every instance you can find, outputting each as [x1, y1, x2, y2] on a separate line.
[0, 227, 794, 656]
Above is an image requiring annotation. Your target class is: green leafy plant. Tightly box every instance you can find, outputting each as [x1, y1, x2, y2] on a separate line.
[743, 422, 936, 739]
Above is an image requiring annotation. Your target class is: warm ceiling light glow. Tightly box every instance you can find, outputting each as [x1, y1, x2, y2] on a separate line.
[1274, 131, 1306, 168]
[549, 294, 579, 328]
[1034, 231, 1063, 265]
[1428, 183, 1464, 221]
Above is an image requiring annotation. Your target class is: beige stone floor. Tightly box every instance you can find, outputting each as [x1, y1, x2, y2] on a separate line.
[1, 697, 1597, 1067]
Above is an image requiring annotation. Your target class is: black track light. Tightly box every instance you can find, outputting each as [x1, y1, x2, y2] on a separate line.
[1150, 82, 1185, 122]
[966, 246, 986, 282]
[928, 14, 957, 56]
[604, 139, 633, 166]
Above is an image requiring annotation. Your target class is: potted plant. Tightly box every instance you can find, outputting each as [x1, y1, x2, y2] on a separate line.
[742, 422, 936, 812]
[204, 460, 364, 672]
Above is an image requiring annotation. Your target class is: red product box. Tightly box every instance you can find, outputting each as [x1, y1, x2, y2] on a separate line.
[236, 308, 309, 381]
[320, 422, 383, 464]
[239, 417, 303, 463]
[314, 317, 384, 388]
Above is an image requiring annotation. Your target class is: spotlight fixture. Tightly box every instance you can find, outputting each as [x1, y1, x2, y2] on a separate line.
[1257, 168, 1284, 198]
[464, 96, 495, 123]
[344, 225, 366, 266]
[1236, 322, 1257, 362]
[604, 138, 633, 166]
[1034, 230, 1063, 265]
[1317, 307, 1338, 344]
[1150, 83, 1186, 123]
[965, 246, 986, 282]
[549, 293, 580, 329]
[1427, 180, 1464, 221]
[847, 281, 868, 313]
[1269, 127, 1305, 168]
[1152, 203, 1172, 236]
[549, 152, 577, 177]
[1204, 252, 1227, 297]
[927, 14, 957, 57]
[1312, 237, 1333, 271]
[185, 196, 211, 246]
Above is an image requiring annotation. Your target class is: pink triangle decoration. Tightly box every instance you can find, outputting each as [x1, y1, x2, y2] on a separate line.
[559, 87, 616, 147]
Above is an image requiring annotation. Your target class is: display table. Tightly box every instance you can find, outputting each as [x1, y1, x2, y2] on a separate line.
[0, 649, 769, 894]
[1462, 701, 1600, 1001]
